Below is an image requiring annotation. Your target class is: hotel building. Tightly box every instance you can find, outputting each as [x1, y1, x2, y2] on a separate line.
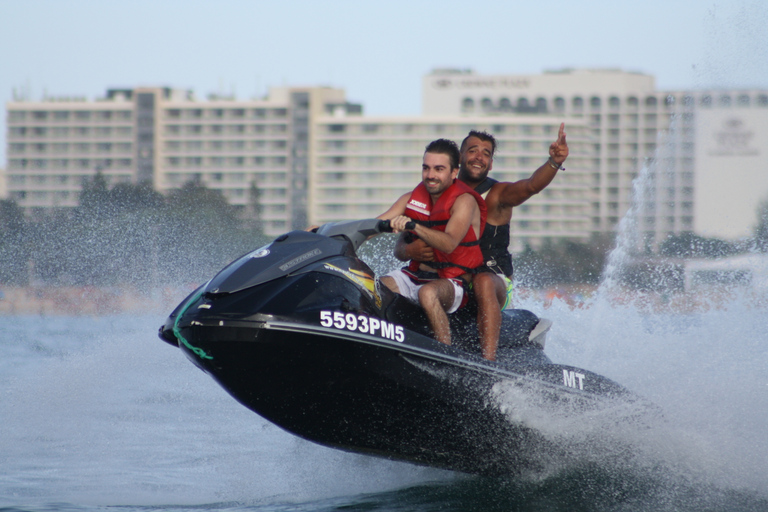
[5, 69, 768, 250]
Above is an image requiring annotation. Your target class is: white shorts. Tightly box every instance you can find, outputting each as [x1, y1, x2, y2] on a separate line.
[384, 269, 464, 314]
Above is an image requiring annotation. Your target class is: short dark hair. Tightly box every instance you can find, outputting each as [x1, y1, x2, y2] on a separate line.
[424, 138, 460, 169]
[460, 130, 497, 156]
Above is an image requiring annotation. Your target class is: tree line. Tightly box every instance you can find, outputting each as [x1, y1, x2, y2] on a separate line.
[0, 174, 268, 287]
[1, 176, 766, 289]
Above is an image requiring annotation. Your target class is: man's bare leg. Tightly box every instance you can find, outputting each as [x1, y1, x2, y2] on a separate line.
[418, 279, 455, 345]
[473, 272, 507, 361]
[379, 275, 400, 294]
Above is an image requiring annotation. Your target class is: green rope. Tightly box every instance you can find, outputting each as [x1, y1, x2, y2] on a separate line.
[172, 288, 214, 360]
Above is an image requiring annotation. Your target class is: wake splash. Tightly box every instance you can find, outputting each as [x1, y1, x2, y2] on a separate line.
[497, 288, 768, 507]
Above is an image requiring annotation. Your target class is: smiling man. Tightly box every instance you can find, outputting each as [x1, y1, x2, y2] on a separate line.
[395, 125, 569, 360]
[377, 138, 487, 346]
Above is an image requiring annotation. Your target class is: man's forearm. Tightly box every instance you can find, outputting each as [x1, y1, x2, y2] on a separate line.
[413, 224, 460, 254]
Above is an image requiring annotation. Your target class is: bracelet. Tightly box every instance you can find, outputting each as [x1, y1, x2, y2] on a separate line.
[548, 157, 565, 171]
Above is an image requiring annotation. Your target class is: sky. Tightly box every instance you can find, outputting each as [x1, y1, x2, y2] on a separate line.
[1, 0, 767, 164]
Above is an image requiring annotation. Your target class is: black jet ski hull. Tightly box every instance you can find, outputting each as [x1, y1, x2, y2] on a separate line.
[160, 222, 651, 476]
[173, 314, 633, 476]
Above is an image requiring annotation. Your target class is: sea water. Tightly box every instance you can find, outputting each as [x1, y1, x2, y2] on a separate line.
[0, 286, 766, 511]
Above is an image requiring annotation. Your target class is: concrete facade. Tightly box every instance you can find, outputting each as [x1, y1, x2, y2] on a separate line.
[5, 70, 768, 246]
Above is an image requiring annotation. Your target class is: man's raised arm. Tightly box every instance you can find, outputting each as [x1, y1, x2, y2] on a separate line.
[496, 122, 569, 208]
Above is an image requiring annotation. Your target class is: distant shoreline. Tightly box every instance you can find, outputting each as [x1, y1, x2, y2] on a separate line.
[1, 281, 763, 317]
[0, 285, 197, 316]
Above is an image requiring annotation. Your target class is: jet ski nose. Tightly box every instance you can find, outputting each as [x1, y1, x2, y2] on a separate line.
[158, 324, 179, 347]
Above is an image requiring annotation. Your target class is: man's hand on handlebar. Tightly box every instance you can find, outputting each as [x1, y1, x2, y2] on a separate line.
[388, 215, 415, 233]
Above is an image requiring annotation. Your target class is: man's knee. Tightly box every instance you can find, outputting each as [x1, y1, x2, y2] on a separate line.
[474, 273, 504, 303]
[418, 281, 452, 310]
[418, 282, 439, 306]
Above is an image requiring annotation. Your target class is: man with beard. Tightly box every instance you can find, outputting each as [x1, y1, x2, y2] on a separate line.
[377, 138, 487, 346]
[395, 124, 569, 360]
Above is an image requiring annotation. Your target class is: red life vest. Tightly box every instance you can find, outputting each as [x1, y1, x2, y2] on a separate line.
[404, 180, 487, 279]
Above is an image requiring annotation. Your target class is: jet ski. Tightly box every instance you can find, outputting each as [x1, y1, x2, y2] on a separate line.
[159, 218, 650, 476]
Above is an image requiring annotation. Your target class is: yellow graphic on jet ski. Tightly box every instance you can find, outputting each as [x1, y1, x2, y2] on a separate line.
[323, 263, 382, 308]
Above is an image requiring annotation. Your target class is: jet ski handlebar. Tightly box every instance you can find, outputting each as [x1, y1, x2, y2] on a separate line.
[315, 218, 416, 252]
[378, 219, 417, 232]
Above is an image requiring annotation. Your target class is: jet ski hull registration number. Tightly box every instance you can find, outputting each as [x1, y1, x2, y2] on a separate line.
[320, 310, 404, 342]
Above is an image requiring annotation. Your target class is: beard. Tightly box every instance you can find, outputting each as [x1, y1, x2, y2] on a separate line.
[459, 163, 489, 184]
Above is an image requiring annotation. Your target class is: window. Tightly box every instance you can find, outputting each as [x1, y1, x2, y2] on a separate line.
[432, 124, 446, 134]
[516, 97, 531, 112]
[8, 111, 26, 121]
[461, 97, 475, 112]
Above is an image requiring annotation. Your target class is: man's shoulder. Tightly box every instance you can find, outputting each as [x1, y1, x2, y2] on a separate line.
[473, 177, 498, 196]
